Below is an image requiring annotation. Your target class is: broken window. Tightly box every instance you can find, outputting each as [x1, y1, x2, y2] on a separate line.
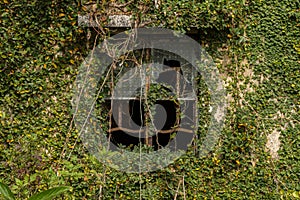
[95, 44, 198, 152]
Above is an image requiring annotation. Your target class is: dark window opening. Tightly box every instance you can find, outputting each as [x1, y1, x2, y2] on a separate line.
[107, 98, 181, 151]
[98, 53, 197, 151]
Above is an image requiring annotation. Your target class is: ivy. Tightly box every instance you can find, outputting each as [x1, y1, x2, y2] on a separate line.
[1, 0, 299, 199]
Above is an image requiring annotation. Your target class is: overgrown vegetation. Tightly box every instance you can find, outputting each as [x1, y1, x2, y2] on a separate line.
[0, 182, 71, 200]
[0, 0, 299, 199]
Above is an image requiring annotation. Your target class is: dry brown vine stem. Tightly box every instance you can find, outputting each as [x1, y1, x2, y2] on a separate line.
[59, 32, 100, 161]
[108, 127, 194, 134]
[182, 175, 186, 200]
[110, 0, 134, 8]
[174, 178, 183, 200]
[64, 27, 134, 160]
[174, 175, 186, 200]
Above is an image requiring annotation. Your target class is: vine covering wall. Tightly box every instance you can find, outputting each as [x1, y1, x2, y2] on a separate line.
[0, 0, 299, 199]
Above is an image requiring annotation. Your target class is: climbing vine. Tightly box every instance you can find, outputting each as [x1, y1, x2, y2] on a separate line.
[0, 0, 299, 199]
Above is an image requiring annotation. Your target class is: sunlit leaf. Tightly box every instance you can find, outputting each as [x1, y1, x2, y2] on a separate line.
[28, 186, 71, 200]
